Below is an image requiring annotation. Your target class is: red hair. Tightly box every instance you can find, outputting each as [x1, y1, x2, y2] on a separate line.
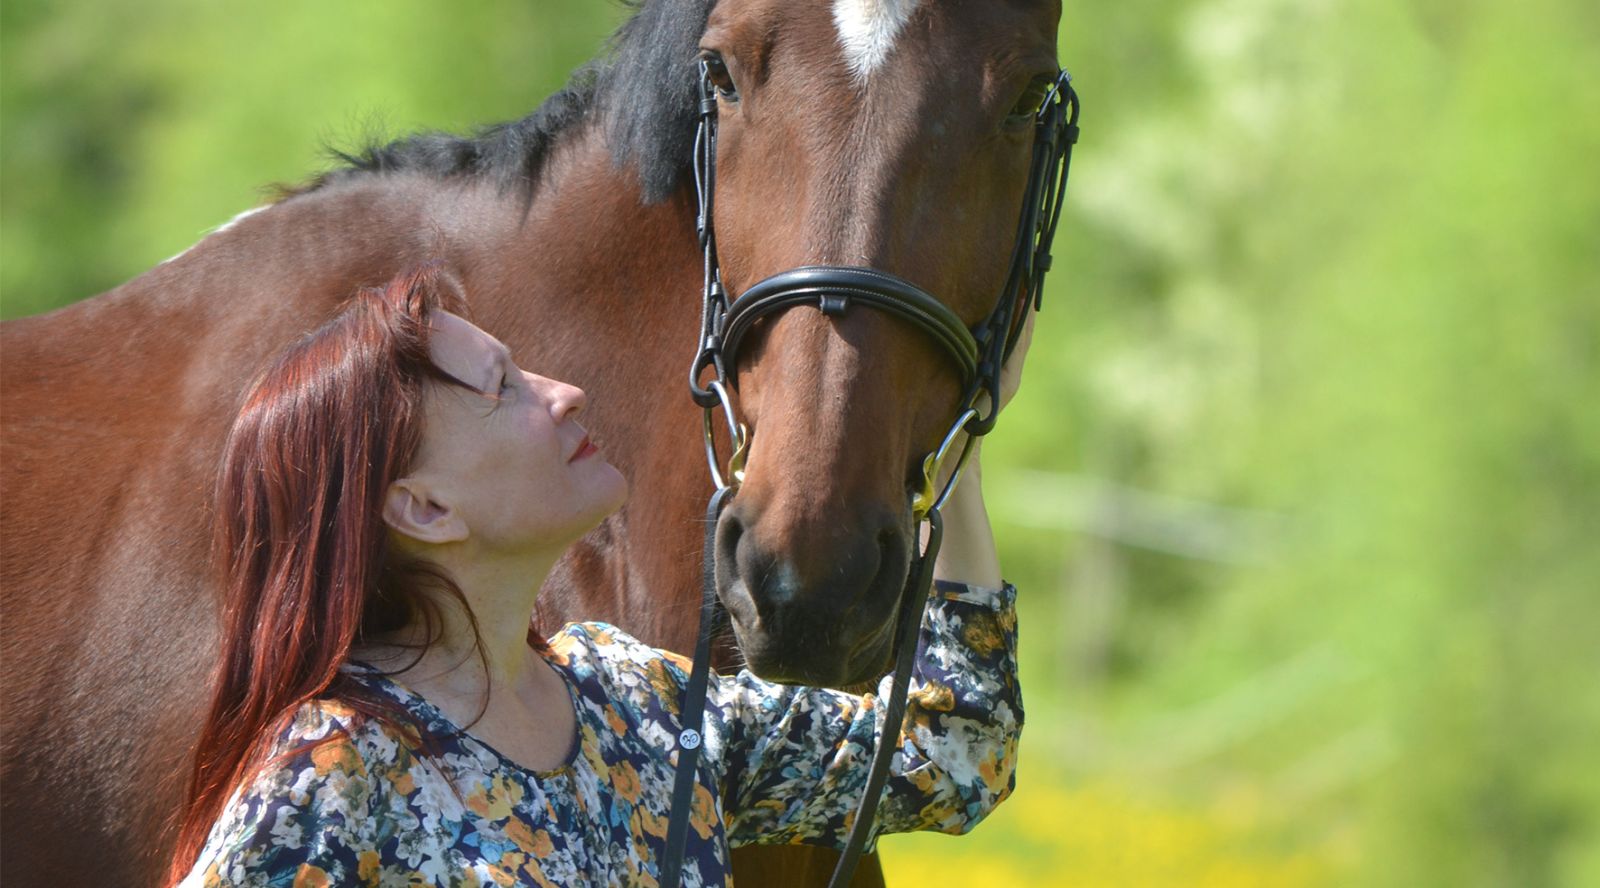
[167, 263, 539, 883]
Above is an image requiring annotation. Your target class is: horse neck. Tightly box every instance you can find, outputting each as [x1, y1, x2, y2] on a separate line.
[452, 127, 702, 382]
[2, 120, 714, 650]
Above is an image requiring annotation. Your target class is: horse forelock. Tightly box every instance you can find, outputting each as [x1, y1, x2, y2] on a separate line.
[286, 0, 714, 206]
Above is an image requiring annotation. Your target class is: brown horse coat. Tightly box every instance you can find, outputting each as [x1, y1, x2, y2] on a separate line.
[1, 1, 1065, 884]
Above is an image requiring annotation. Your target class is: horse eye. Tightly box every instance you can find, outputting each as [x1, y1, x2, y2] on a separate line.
[1007, 76, 1053, 122]
[700, 53, 740, 102]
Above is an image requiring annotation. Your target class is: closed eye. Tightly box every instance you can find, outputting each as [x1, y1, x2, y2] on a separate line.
[490, 351, 518, 397]
[480, 366, 514, 406]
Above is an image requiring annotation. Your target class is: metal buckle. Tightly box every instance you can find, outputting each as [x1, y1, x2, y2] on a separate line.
[911, 406, 980, 519]
[1039, 70, 1071, 122]
[701, 379, 748, 491]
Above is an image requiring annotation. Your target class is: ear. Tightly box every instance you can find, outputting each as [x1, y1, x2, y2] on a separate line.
[382, 479, 469, 545]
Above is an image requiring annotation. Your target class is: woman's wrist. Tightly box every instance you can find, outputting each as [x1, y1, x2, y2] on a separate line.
[928, 447, 1003, 589]
[928, 304, 1027, 591]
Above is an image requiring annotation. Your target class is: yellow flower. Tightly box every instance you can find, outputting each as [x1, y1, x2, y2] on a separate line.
[911, 681, 955, 713]
[505, 820, 557, 858]
[291, 864, 331, 888]
[389, 766, 415, 796]
[466, 776, 520, 822]
[486, 862, 518, 887]
[659, 648, 693, 673]
[647, 661, 682, 714]
[637, 806, 668, 838]
[309, 739, 361, 778]
[522, 856, 563, 888]
[357, 850, 381, 884]
[612, 760, 643, 803]
[962, 612, 1005, 656]
[505, 819, 536, 852]
[691, 784, 718, 840]
[581, 727, 609, 774]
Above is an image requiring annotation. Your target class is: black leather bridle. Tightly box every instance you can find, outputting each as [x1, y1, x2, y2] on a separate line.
[661, 65, 1080, 888]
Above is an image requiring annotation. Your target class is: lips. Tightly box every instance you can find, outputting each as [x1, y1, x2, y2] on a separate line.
[569, 434, 599, 463]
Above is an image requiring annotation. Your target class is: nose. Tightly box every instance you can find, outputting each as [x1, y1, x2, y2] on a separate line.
[531, 372, 587, 421]
[715, 500, 911, 685]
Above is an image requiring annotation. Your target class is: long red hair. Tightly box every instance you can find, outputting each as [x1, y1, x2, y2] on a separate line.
[167, 264, 525, 883]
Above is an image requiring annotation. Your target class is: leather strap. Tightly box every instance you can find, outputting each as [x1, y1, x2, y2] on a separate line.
[659, 486, 735, 887]
[826, 509, 944, 887]
[723, 267, 981, 389]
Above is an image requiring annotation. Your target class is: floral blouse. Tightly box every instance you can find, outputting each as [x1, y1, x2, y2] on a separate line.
[181, 581, 1020, 887]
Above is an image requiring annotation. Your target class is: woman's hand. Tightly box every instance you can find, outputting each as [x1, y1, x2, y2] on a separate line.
[996, 309, 1035, 414]
[959, 309, 1036, 438]
[941, 307, 1037, 482]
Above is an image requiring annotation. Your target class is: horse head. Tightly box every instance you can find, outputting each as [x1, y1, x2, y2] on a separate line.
[690, 0, 1069, 685]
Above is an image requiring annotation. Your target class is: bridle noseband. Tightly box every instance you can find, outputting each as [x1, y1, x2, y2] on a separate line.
[663, 64, 1079, 888]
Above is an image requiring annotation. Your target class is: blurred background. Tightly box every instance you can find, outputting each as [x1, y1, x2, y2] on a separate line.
[3, 0, 1597, 884]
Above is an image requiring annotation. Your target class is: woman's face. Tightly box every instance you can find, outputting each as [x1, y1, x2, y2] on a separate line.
[403, 311, 628, 553]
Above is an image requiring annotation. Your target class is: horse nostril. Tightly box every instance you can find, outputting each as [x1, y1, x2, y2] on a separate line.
[714, 508, 745, 587]
[871, 516, 909, 596]
[878, 523, 901, 559]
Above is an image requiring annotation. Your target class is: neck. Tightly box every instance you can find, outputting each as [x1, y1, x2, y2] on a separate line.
[361, 545, 562, 704]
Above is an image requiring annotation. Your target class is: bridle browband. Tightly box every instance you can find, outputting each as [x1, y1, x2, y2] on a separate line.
[661, 64, 1080, 888]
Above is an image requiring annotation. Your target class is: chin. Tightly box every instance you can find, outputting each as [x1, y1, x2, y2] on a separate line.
[576, 463, 629, 530]
[598, 462, 630, 512]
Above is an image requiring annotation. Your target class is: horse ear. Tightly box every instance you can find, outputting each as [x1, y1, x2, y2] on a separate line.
[383, 479, 469, 544]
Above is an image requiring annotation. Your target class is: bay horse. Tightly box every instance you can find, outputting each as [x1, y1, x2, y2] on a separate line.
[0, 1, 1068, 885]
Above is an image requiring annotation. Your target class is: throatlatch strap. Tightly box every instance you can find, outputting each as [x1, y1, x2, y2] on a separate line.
[827, 508, 945, 887]
[659, 486, 735, 888]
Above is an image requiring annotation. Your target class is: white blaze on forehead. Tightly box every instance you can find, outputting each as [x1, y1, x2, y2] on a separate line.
[832, 0, 922, 81]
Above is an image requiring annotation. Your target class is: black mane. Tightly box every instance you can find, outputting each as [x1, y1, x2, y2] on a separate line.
[302, 0, 711, 204]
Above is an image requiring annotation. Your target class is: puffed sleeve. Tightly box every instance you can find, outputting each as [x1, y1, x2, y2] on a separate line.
[177, 705, 399, 888]
[716, 581, 1021, 850]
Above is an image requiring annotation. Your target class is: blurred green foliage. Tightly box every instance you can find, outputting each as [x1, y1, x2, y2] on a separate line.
[4, 1, 1597, 885]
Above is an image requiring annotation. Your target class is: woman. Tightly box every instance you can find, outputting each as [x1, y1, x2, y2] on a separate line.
[170, 264, 1024, 887]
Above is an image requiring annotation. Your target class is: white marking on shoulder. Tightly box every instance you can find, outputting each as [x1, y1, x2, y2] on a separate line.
[159, 205, 270, 265]
[832, 0, 922, 81]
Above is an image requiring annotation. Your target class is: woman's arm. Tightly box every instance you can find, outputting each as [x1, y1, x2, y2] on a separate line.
[713, 579, 1020, 849]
